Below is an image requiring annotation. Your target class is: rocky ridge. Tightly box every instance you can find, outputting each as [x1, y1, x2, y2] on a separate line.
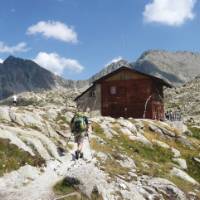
[0, 89, 199, 200]
[89, 59, 131, 84]
[132, 50, 200, 85]
[1, 50, 200, 101]
[90, 50, 200, 86]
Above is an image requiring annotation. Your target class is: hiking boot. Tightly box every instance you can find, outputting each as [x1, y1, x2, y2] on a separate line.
[75, 150, 80, 160]
[80, 152, 83, 159]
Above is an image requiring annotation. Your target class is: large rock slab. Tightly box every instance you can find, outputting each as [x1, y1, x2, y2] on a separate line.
[171, 167, 199, 185]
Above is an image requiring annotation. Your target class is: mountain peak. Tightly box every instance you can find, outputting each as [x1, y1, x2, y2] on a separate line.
[106, 58, 128, 67]
[89, 59, 131, 84]
[134, 49, 200, 85]
[0, 55, 86, 100]
[3, 55, 23, 64]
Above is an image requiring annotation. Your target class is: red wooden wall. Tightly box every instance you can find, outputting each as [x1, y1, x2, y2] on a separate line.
[101, 79, 164, 120]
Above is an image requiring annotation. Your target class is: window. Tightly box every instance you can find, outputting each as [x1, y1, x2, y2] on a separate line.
[110, 86, 117, 95]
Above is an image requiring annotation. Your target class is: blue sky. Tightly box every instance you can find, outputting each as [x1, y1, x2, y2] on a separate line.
[0, 0, 200, 80]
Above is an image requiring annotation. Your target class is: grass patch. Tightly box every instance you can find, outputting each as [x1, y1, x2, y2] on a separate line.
[165, 137, 200, 183]
[188, 126, 200, 140]
[109, 132, 174, 164]
[92, 123, 105, 138]
[90, 139, 113, 154]
[164, 136, 200, 183]
[92, 121, 200, 188]
[0, 138, 45, 176]
[134, 143, 173, 163]
[92, 124, 174, 178]
[143, 130, 162, 142]
[185, 155, 200, 183]
[100, 158, 130, 178]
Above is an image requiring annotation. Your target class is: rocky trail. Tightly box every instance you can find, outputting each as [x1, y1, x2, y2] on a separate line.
[0, 136, 94, 200]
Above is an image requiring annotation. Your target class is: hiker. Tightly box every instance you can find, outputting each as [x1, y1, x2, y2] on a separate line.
[165, 111, 169, 120]
[12, 94, 18, 106]
[70, 112, 89, 159]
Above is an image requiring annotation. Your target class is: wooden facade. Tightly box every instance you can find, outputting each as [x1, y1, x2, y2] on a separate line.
[75, 67, 172, 120]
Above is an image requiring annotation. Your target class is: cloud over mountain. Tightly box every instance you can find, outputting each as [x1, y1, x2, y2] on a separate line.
[27, 21, 78, 43]
[143, 0, 197, 26]
[34, 52, 84, 75]
[0, 41, 29, 54]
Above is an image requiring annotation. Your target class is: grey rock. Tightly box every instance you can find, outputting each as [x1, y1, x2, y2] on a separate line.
[146, 177, 187, 200]
[171, 167, 199, 185]
[171, 147, 181, 158]
[172, 158, 187, 170]
[193, 157, 200, 164]
[152, 140, 170, 149]
[0, 107, 11, 121]
[118, 156, 136, 169]
[149, 124, 176, 137]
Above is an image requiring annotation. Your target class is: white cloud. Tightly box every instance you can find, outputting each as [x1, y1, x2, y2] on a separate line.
[143, 0, 197, 26]
[34, 52, 84, 75]
[27, 21, 78, 43]
[0, 42, 29, 54]
[105, 56, 123, 67]
[0, 58, 3, 63]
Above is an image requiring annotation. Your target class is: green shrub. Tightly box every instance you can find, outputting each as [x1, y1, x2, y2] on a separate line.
[54, 178, 88, 200]
[54, 177, 103, 200]
[54, 179, 76, 196]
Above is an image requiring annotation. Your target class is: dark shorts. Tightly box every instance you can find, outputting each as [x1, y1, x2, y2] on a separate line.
[74, 134, 84, 144]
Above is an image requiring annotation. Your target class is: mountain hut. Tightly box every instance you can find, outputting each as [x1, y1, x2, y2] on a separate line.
[75, 66, 172, 120]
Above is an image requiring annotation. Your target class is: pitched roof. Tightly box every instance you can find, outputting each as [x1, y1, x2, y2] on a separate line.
[94, 66, 172, 87]
[75, 66, 172, 101]
[74, 84, 95, 101]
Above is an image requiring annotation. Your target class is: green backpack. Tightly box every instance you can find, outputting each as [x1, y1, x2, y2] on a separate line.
[72, 115, 87, 134]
